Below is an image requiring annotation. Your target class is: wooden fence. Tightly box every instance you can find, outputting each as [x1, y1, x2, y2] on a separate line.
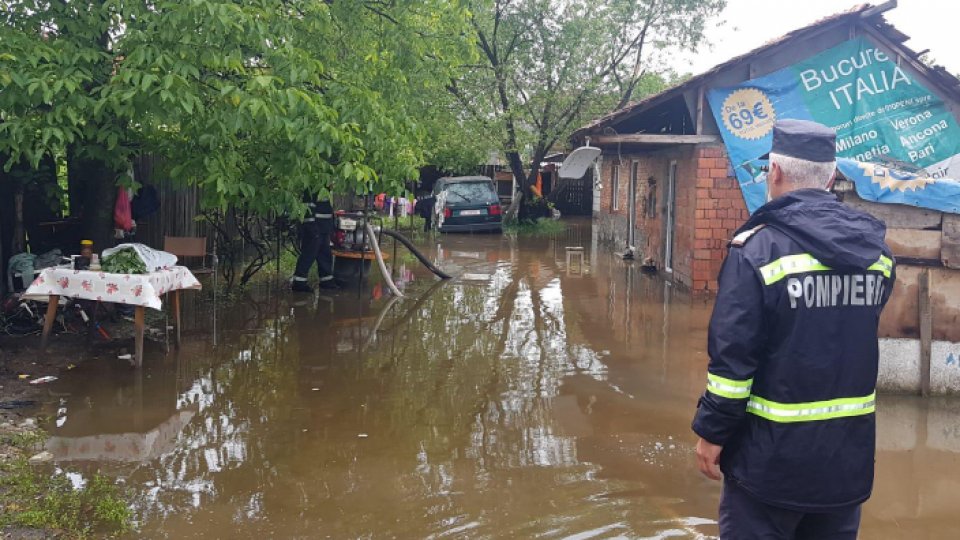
[132, 155, 209, 250]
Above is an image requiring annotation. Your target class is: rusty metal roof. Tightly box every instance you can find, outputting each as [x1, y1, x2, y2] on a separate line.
[573, 2, 960, 139]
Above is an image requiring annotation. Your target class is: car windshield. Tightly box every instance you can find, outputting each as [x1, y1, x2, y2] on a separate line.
[443, 182, 497, 204]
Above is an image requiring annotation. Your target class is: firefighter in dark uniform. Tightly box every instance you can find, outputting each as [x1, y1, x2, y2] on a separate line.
[291, 193, 338, 292]
[691, 119, 895, 539]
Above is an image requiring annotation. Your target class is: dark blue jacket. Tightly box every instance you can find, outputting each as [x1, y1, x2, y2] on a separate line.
[692, 189, 895, 511]
[303, 194, 335, 234]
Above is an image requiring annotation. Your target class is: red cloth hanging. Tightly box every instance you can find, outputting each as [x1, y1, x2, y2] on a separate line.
[114, 187, 134, 232]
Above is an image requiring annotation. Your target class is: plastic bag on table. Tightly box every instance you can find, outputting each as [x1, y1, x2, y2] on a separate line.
[102, 243, 178, 272]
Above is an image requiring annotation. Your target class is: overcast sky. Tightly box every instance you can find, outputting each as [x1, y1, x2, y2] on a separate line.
[675, 0, 960, 77]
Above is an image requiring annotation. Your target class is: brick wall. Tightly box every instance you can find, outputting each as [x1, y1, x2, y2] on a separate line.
[594, 144, 751, 295]
[691, 145, 751, 294]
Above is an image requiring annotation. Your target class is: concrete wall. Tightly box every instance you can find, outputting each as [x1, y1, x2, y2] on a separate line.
[878, 338, 960, 395]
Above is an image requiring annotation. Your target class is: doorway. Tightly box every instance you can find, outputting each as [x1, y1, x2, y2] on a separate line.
[627, 161, 639, 247]
[664, 161, 678, 272]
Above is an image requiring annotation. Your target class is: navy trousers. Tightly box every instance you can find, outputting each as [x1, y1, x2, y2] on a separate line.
[719, 479, 861, 540]
[293, 222, 334, 282]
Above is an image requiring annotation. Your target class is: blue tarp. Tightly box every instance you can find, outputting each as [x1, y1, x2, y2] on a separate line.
[836, 157, 960, 214]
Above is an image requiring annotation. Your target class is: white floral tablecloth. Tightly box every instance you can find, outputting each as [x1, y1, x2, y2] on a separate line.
[23, 266, 202, 310]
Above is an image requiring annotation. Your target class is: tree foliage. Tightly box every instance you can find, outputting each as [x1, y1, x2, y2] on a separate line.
[0, 0, 475, 220]
[450, 0, 725, 206]
[1, 0, 724, 227]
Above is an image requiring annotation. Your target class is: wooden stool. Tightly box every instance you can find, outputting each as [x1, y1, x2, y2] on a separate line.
[565, 246, 585, 274]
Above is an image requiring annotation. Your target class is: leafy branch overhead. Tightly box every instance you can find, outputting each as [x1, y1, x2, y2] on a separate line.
[452, 0, 725, 198]
[0, 0, 476, 216]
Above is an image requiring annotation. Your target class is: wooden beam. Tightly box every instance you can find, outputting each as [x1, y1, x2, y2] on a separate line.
[895, 256, 942, 267]
[696, 86, 705, 135]
[840, 192, 942, 229]
[919, 268, 932, 397]
[593, 134, 719, 146]
[860, 0, 897, 19]
[886, 228, 941, 260]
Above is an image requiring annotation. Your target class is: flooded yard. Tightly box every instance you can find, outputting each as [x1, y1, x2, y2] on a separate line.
[34, 220, 960, 538]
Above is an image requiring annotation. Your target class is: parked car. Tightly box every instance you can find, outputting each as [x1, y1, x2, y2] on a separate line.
[433, 176, 503, 233]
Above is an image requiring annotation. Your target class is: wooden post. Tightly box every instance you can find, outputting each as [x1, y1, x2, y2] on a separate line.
[941, 214, 960, 269]
[40, 295, 60, 349]
[134, 305, 145, 368]
[919, 268, 932, 397]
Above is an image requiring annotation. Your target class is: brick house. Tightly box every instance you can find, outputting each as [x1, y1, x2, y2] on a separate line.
[572, 2, 960, 295]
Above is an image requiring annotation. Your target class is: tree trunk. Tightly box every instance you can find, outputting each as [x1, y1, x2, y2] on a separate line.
[11, 185, 25, 254]
[509, 148, 550, 222]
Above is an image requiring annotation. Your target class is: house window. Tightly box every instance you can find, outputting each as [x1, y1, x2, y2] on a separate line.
[611, 164, 620, 211]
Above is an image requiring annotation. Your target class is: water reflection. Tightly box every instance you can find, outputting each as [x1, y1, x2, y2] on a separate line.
[36, 219, 960, 539]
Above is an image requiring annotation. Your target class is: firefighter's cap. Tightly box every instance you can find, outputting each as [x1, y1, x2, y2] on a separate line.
[760, 119, 836, 163]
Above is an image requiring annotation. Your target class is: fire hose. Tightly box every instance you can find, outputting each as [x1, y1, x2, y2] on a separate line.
[364, 223, 404, 298]
[377, 228, 453, 280]
[361, 223, 453, 299]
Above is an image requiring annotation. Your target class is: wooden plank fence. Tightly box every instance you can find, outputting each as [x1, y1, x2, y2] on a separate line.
[132, 155, 210, 250]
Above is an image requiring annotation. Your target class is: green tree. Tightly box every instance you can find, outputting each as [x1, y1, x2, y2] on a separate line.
[450, 0, 725, 218]
[1, 0, 475, 244]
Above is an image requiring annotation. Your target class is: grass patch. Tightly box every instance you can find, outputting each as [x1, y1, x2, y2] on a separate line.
[504, 218, 568, 236]
[0, 429, 132, 538]
[1, 430, 47, 451]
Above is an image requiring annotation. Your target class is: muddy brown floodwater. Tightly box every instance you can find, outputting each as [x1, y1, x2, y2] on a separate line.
[33, 219, 960, 539]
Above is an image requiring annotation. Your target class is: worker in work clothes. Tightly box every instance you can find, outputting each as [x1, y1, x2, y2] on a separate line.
[691, 119, 896, 539]
[291, 194, 338, 292]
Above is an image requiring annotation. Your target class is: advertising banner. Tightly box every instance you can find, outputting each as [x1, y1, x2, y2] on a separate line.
[706, 37, 960, 213]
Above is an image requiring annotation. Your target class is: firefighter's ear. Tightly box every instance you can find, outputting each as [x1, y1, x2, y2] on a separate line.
[767, 162, 783, 186]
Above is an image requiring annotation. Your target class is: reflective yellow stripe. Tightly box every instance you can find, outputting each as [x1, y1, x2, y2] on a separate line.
[760, 254, 894, 285]
[759, 254, 830, 285]
[867, 255, 893, 278]
[746, 392, 876, 423]
[706, 373, 753, 399]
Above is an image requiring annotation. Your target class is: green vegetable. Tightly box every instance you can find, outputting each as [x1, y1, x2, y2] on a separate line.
[101, 248, 147, 274]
